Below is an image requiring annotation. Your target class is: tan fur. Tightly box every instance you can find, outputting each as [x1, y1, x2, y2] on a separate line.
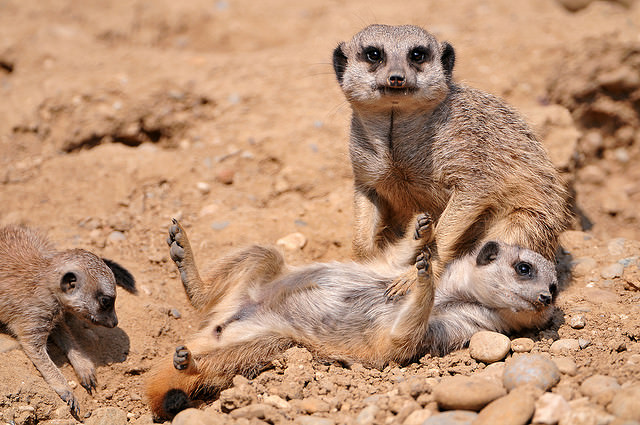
[146, 218, 556, 419]
[332, 24, 571, 288]
[0, 225, 134, 417]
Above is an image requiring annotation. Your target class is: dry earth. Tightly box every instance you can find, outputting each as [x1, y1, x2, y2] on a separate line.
[0, 0, 639, 424]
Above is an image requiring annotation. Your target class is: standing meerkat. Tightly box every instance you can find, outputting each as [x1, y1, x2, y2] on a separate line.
[332, 24, 571, 292]
[0, 225, 136, 416]
[146, 217, 557, 419]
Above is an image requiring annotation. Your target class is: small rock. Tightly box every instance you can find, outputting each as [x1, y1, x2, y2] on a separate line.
[277, 232, 307, 250]
[601, 263, 624, 279]
[580, 375, 620, 398]
[550, 338, 581, 354]
[608, 238, 627, 256]
[476, 361, 505, 382]
[423, 410, 478, 424]
[397, 376, 432, 398]
[433, 375, 506, 411]
[219, 383, 257, 412]
[402, 409, 433, 425]
[560, 402, 616, 425]
[474, 386, 536, 425]
[196, 181, 211, 194]
[230, 403, 277, 421]
[199, 204, 219, 217]
[578, 338, 592, 349]
[171, 408, 220, 425]
[511, 338, 534, 353]
[552, 356, 578, 376]
[263, 394, 291, 409]
[469, 331, 511, 363]
[533, 392, 570, 425]
[211, 221, 229, 231]
[294, 416, 335, 425]
[169, 308, 181, 318]
[503, 354, 560, 392]
[569, 315, 586, 329]
[295, 398, 330, 414]
[608, 384, 640, 420]
[107, 231, 126, 242]
[215, 168, 235, 185]
[85, 407, 128, 425]
[355, 404, 379, 425]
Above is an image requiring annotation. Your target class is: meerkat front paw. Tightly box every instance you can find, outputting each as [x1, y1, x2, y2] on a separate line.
[168, 219, 188, 266]
[413, 212, 433, 242]
[173, 345, 192, 371]
[415, 248, 431, 277]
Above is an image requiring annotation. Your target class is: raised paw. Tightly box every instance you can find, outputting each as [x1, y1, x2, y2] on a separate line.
[413, 212, 433, 241]
[173, 345, 191, 371]
[167, 219, 187, 265]
[415, 248, 431, 277]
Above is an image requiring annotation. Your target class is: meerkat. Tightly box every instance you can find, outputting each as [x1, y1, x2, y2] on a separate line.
[145, 217, 557, 419]
[332, 24, 571, 293]
[0, 225, 136, 417]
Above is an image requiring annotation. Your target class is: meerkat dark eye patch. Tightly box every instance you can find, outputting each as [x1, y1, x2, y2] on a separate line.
[363, 46, 383, 64]
[409, 46, 432, 64]
[60, 272, 78, 292]
[476, 241, 499, 266]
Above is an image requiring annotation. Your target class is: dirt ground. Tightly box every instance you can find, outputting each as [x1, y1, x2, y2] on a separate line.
[1, 0, 639, 423]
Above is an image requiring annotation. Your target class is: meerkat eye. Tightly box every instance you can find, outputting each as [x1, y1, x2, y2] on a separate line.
[364, 47, 382, 63]
[515, 262, 532, 277]
[98, 295, 114, 310]
[409, 47, 431, 64]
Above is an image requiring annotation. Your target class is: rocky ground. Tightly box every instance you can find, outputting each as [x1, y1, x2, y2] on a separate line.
[0, 0, 639, 424]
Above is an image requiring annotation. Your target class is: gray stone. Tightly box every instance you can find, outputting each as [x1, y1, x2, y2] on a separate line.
[85, 407, 127, 425]
[355, 404, 379, 425]
[469, 331, 511, 363]
[533, 392, 570, 425]
[473, 386, 535, 425]
[107, 231, 126, 242]
[423, 410, 478, 425]
[402, 409, 433, 425]
[609, 384, 640, 420]
[608, 238, 627, 256]
[578, 338, 591, 349]
[503, 354, 560, 391]
[211, 221, 229, 230]
[510, 338, 534, 353]
[601, 263, 624, 279]
[570, 314, 586, 329]
[580, 374, 620, 397]
[433, 375, 506, 411]
[550, 338, 581, 354]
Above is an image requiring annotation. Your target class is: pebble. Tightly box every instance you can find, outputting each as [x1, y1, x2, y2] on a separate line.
[294, 416, 335, 425]
[107, 231, 126, 242]
[533, 392, 570, 425]
[552, 356, 578, 376]
[559, 402, 616, 425]
[433, 375, 506, 411]
[503, 354, 560, 391]
[215, 168, 235, 185]
[199, 203, 218, 217]
[0, 334, 20, 353]
[171, 408, 220, 425]
[550, 338, 581, 354]
[580, 375, 620, 397]
[211, 221, 229, 231]
[473, 386, 536, 425]
[295, 398, 331, 414]
[196, 181, 211, 194]
[510, 337, 534, 353]
[571, 257, 597, 278]
[578, 338, 592, 349]
[355, 404, 379, 425]
[85, 407, 127, 425]
[262, 394, 291, 410]
[607, 238, 627, 256]
[277, 232, 307, 250]
[402, 409, 433, 425]
[601, 263, 624, 279]
[423, 410, 478, 425]
[468, 331, 511, 363]
[608, 384, 640, 420]
[230, 403, 278, 421]
[570, 314, 586, 329]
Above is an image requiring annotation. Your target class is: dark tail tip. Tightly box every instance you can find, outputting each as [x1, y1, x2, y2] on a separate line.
[163, 389, 191, 418]
[102, 258, 137, 294]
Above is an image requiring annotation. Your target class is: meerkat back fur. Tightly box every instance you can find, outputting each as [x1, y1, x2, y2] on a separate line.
[146, 218, 557, 419]
[0, 225, 135, 416]
[332, 25, 570, 289]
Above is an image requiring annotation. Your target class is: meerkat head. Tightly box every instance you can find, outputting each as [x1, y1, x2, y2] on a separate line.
[55, 249, 135, 328]
[333, 24, 455, 110]
[471, 241, 557, 326]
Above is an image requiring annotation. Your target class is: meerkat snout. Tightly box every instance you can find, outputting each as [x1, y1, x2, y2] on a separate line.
[387, 73, 405, 88]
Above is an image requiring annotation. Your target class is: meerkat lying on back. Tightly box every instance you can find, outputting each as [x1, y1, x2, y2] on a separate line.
[146, 217, 557, 419]
[332, 25, 570, 291]
[0, 225, 135, 417]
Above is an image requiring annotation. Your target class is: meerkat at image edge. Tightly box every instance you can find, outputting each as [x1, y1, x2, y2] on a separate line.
[0, 225, 136, 417]
[333, 25, 571, 291]
[146, 217, 557, 419]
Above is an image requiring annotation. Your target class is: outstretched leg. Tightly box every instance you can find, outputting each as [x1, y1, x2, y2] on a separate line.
[168, 219, 208, 309]
[383, 212, 436, 299]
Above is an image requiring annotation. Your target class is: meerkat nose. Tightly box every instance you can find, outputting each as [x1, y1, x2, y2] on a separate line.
[387, 74, 406, 88]
[538, 291, 553, 306]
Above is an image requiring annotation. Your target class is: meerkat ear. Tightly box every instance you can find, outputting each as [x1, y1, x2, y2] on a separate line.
[102, 258, 137, 294]
[476, 241, 499, 266]
[60, 271, 78, 293]
[333, 42, 348, 84]
[440, 42, 455, 79]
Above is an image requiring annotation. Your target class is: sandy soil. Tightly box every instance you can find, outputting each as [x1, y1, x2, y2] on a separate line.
[0, 0, 639, 423]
